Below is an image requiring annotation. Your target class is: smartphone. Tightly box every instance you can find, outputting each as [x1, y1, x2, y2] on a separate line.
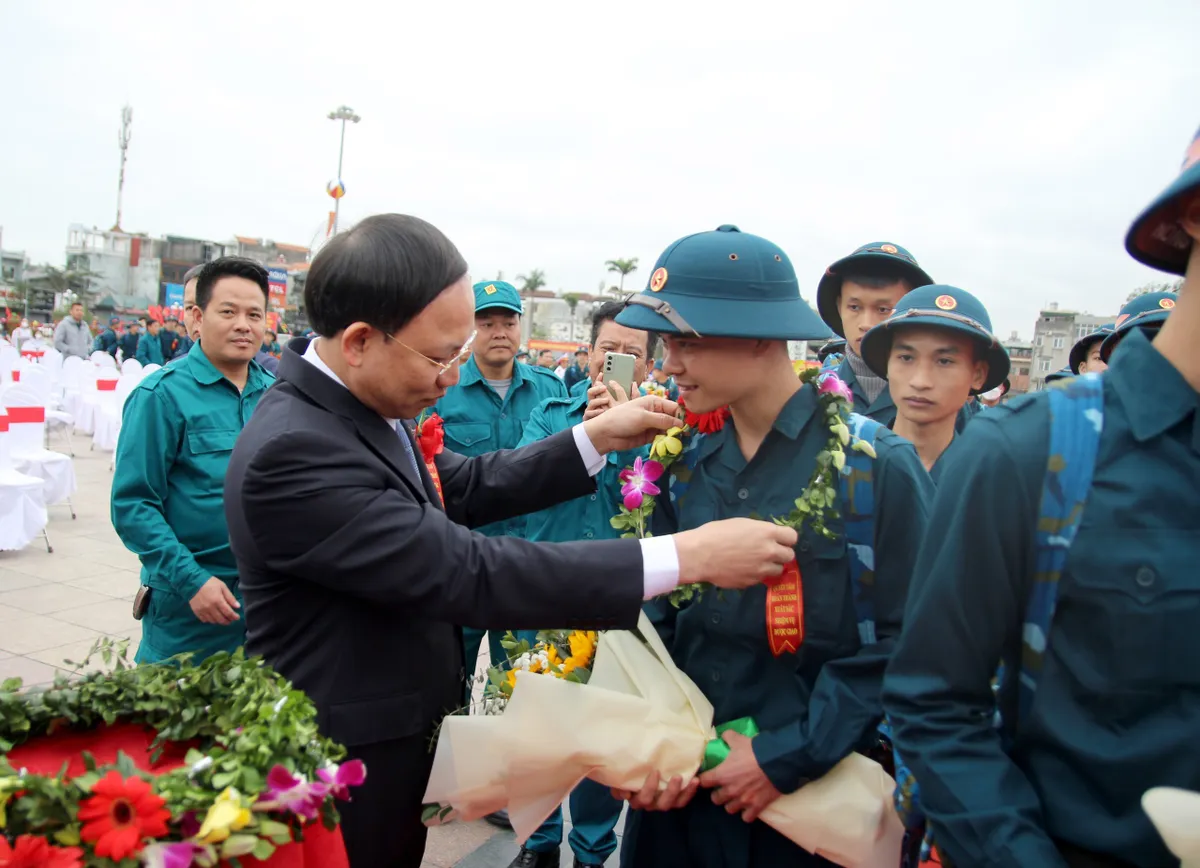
[603, 352, 637, 400]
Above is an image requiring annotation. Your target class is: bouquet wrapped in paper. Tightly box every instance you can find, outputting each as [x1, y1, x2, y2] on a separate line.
[422, 613, 904, 868]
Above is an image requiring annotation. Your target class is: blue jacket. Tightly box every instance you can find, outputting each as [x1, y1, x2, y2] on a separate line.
[882, 329, 1200, 867]
[136, 332, 165, 366]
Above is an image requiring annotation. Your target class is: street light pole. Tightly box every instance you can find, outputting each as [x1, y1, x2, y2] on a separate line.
[327, 106, 361, 234]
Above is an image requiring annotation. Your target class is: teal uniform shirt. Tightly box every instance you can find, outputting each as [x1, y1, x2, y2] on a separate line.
[111, 341, 274, 664]
[434, 355, 567, 537]
[136, 332, 165, 365]
[626, 386, 933, 868]
[882, 329, 1200, 868]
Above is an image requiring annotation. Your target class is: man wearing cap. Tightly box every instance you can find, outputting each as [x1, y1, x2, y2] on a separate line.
[95, 316, 122, 359]
[860, 285, 1010, 480]
[564, 346, 591, 392]
[1043, 366, 1074, 384]
[882, 126, 1200, 867]
[1098, 291, 1177, 364]
[1068, 325, 1114, 376]
[433, 281, 568, 703]
[613, 225, 933, 868]
[816, 337, 846, 365]
[641, 359, 679, 402]
[159, 316, 181, 360]
[119, 321, 140, 362]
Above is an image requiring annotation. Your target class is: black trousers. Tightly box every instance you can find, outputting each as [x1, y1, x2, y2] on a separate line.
[338, 735, 434, 868]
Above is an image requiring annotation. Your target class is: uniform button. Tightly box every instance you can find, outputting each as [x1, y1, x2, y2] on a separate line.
[710, 612, 721, 625]
[500, 413, 506, 420]
[584, 531, 594, 539]
[589, 494, 597, 502]
[711, 670, 722, 683]
[737, 488, 750, 500]
[799, 540, 810, 553]
[1135, 567, 1156, 588]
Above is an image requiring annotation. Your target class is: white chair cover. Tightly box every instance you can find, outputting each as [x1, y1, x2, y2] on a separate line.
[90, 350, 118, 370]
[91, 373, 129, 452]
[141, 363, 162, 375]
[121, 357, 143, 376]
[0, 410, 50, 551]
[3, 385, 77, 506]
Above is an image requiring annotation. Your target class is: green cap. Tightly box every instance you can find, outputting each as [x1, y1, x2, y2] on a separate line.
[473, 280, 523, 315]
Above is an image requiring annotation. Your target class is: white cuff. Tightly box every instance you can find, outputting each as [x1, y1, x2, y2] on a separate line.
[571, 423, 606, 477]
[639, 535, 681, 600]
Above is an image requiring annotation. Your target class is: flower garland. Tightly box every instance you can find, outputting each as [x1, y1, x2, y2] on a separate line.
[610, 368, 875, 608]
[0, 641, 364, 867]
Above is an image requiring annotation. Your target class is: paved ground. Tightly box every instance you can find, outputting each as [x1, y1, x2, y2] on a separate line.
[0, 430, 623, 867]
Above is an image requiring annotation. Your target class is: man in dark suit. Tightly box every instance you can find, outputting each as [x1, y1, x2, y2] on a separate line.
[224, 214, 799, 868]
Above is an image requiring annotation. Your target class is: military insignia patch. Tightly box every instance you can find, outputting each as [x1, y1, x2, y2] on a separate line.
[881, 244, 898, 254]
[484, 284, 497, 295]
[1115, 313, 1130, 327]
[650, 268, 668, 292]
[1160, 297, 1176, 309]
[935, 294, 957, 310]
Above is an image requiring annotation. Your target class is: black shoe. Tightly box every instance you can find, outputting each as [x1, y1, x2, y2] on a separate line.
[507, 846, 560, 868]
[573, 860, 604, 868]
[485, 809, 512, 829]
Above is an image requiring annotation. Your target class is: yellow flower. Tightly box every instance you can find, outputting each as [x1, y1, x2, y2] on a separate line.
[198, 787, 253, 844]
[544, 645, 560, 668]
[506, 669, 518, 690]
[568, 631, 597, 666]
[652, 428, 684, 459]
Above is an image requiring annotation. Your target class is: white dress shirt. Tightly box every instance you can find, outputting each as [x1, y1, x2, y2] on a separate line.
[300, 340, 680, 599]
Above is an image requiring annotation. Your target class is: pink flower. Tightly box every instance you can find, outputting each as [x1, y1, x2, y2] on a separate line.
[140, 841, 208, 868]
[257, 765, 330, 819]
[817, 373, 854, 404]
[618, 456, 664, 511]
[317, 759, 367, 801]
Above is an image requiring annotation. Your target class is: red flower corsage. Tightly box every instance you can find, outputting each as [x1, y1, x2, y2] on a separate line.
[415, 413, 445, 463]
[682, 403, 730, 434]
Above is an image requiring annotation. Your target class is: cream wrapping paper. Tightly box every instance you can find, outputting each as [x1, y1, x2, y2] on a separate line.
[1143, 788, 1200, 867]
[422, 612, 903, 868]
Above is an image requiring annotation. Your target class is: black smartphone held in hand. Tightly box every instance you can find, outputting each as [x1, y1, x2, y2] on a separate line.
[603, 352, 637, 400]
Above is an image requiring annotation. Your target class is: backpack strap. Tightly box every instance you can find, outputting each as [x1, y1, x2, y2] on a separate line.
[1018, 373, 1104, 720]
[840, 413, 883, 646]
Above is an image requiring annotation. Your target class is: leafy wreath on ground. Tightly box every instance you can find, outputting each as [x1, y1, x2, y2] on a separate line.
[0, 639, 364, 867]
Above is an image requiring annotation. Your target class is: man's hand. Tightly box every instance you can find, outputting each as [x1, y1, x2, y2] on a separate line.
[582, 376, 634, 422]
[674, 519, 798, 589]
[189, 577, 240, 625]
[581, 393, 680, 453]
[611, 770, 699, 813]
[699, 731, 783, 823]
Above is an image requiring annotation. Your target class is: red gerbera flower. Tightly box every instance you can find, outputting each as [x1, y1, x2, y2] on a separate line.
[682, 404, 730, 434]
[77, 771, 170, 861]
[0, 835, 84, 868]
[415, 413, 445, 462]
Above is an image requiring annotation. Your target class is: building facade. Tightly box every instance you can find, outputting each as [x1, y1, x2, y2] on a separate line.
[1001, 331, 1033, 395]
[1029, 303, 1117, 390]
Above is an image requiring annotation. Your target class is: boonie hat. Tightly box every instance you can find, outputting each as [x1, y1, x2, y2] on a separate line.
[1126, 125, 1200, 274]
[1099, 291, 1176, 361]
[1068, 324, 1114, 374]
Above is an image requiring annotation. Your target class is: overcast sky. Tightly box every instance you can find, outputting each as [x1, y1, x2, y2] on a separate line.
[2, 0, 1195, 338]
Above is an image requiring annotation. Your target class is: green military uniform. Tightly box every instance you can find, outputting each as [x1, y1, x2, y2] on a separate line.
[616, 225, 934, 868]
[517, 392, 643, 866]
[433, 281, 567, 671]
[1068, 324, 1114, 375]
[136, 330, 165, 365]
[111, 341, 274, 664]
[882, 125, 1199, 867]
[859, 284, 1011, 481]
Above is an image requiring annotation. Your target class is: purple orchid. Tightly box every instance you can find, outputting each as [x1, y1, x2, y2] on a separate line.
[141, 840, 208, 868]
[817, 373, 854, 404]
[257, 765, 330, 819]
[618, 456, 664, 511]
[317, 759, 367, 801]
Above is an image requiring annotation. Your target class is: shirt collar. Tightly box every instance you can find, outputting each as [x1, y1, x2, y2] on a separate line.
[702, 383, 818, 470]
[1108, 328, 1200, 443]
[186, 340, 269, 391]
[458, 355, 528, 391]
[302, 338, 400, 426]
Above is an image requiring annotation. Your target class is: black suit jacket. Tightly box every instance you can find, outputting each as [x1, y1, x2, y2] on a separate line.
[224, 342, 644, 749]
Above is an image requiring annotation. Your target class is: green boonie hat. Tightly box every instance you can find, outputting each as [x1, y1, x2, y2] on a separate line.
[860, 284, 1010, 394]
[1068, 324, 1114, 374]
[472, 280, 523, 315]
[1099, 291, 1176, 362]
[817, 241, 934, 338]
[615, 224, 830, 340]
[1044, 367, 1074, 383]
[1125, 124, 1200, 275]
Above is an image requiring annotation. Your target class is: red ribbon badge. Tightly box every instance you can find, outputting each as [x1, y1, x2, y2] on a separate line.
[415, 413, 446, 506]
[765, 559, 804, 656]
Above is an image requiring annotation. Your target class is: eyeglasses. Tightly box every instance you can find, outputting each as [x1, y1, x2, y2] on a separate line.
[383, 329, 477, 375]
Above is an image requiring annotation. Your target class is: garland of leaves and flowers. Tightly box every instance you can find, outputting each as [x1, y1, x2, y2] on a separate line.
[0, 640, 363, 868]
[610, 368, 875, 607]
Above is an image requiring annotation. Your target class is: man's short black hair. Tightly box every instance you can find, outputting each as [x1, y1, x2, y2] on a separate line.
[304, 214, 469, 337]
[182, 264, 205, 285]
[70, 301, 83, 309]
[591, 300, 658, 358]
[537, 349, 554, 360]
[195, 256, 270, 310]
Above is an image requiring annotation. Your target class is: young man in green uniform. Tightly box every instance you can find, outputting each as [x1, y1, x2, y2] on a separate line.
[860, 284, 1009, 480]
[119, 321, 140, 362]
[112, 257, 275, 664]
[1068, 324, 1114, 375]
[95, 316, 122, 359]
[1098, 290, 1177, 363]
[882, 127, 1200, 867]
[433, 280, 568, 690]
[613, 225, 934, 868]
[507, 301, 656, 868]
[136, 319, 166, 365]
